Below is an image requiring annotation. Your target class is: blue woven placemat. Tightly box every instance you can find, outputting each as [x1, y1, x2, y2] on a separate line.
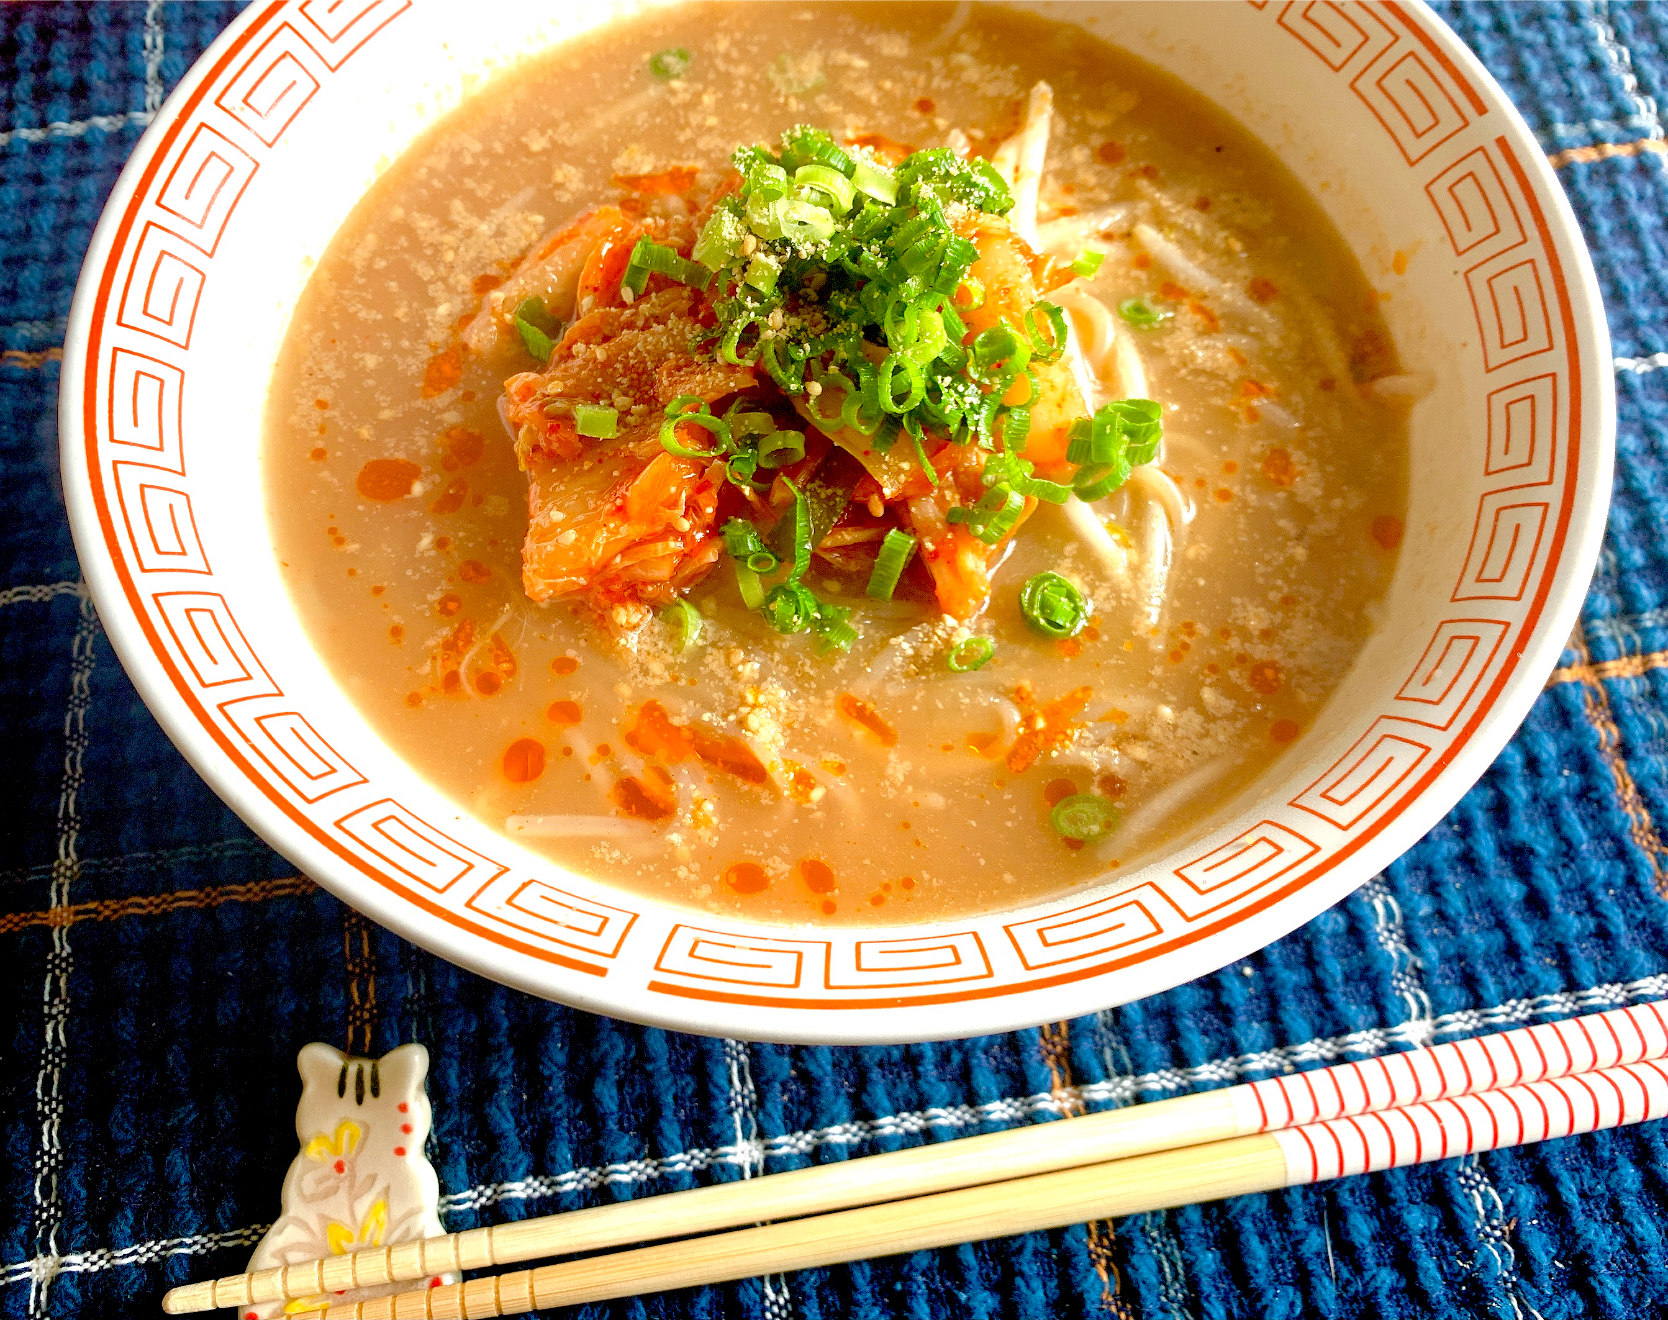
[5, 3, 1668, 1317]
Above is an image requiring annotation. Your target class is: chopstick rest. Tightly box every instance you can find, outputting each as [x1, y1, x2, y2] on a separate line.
[238, 1044, 453, 1319]
[297, 1054, 1668, 1319]
[164, 1000, 1668, 1315]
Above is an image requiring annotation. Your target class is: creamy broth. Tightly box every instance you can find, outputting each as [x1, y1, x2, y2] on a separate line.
[265, 2, 1406, 925]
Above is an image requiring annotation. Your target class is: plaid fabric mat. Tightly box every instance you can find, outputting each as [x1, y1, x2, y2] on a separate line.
[4, 3, 1668, 1317]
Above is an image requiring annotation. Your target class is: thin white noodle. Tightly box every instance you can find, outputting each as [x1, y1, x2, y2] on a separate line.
[1095, 753, 1245, 864]
[1254, 398, 1300, 433]
[1139, 495, 1171, 628]
[1034, 204, 1135, 256]
[1129, 464, 1194, 529]
[1007, 82, 1054, 247]
[1364, 373, 1431, 403]
[457, 605, 513, 699]
[506, 815, 651, 839]
[1064, 489, 1130, 578]
[1131, 222, 1238, 305]
[918, 0, 971, 52]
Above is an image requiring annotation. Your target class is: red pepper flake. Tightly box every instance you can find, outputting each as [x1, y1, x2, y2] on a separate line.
[502, 738, 545, 783]
[1094, 140, 1127, 165]
[437, 594, 461, 617]
[310, 447, 327, 461]
[610, 766, 677, 821]
[389, 624, 404, 644]
[914, 97, 936, 115]
[1005, 683, 1092, 774]
[724, 861, 769, 894]
[1043, 778, 1078, 806]
[474, 671, 502, 696]
[458, 559, 491, 582]
[444, 425, 485, 467]
[798, 858, 837, 894]
[1248, 661, 1283, 695]
[314, 398, 330, 411]
[421, 343, 464, 398]
[837, 693, 897, 747]
[1194, 194, 1212, 211]
[1371, 515, 1404, 550]
[429, 478, 467, 515]
[1189, 300, 1220, 332]
[1247, 276, 1280, 304]
[355, 458, 421, 502]
[621, 700, 770, 784]
[1270, 718, 1301, 744]
[1262, 448, 1300, 488]
[1157, 280, 1189, 302]
[551, 655, 579, 675]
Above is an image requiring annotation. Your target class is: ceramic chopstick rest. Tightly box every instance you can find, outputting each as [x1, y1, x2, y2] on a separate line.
[240, 1043, 451, 1319]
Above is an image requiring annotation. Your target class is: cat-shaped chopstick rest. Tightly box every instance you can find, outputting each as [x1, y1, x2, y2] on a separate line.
[241, 1043, 452, 1319]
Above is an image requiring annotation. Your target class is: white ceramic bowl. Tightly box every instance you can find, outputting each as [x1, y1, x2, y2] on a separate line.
[61, 0, 1613, 1043]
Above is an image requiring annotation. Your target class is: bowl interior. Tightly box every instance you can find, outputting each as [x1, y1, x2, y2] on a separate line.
[62, 0, 1612, 1042]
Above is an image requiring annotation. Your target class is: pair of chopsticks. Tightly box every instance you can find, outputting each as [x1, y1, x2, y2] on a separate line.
[165, 1000, 1668, 1319]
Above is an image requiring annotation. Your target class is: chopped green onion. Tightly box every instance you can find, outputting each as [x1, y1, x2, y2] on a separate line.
[623, 238, 709, 296]
[514, 296, 557, 361]
[735, 561, 767, 610]
[757, 429, 806, 469]
[865, 529, 917, 600]
[693, 206, 745, 269]
[1072, 462, 1125, 503]
[744, 254, 781, 294]
[811, 597, 858, 653]
[876, 353, 926, 414]
[659, 398, 730, 459]
[1106, 398, 1163, 464]
[794, 164, 856, 213]
[946, 483, 1023, 545]
[1070, 250, 1106, 279]
[718, 316, 764, 366]
[780, 125, 855, 176]
[649, 47, 692, 80]
[660, 599, 702, 651]
[780, 475, 814, 582]
[1019, 571, 1089, 639]
[722, 517, 771, 560]
[1119, 297, 1172, 328]
[946, 636, 994, 672]
[1024, 301, 1068, 364]
[851, 158, 898, 205]
[574, 404, 618, 439]
[763, 582, 818, 634]
[986, 450, 1071, 505]
[1051, 793, 1118, 843]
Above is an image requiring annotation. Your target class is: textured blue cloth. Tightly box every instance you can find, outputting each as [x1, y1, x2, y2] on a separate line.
[5, 3, 1668, 1317]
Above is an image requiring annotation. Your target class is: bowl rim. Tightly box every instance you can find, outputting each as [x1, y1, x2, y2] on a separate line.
[59, 0, 1615, 1043]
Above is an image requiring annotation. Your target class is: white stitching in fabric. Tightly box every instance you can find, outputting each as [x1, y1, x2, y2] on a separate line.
[27, 590, 98, 1318]
[0, 582, 86, 609]
[4, 975, 1664, 1290]
[1360, 874, 1545, 1320]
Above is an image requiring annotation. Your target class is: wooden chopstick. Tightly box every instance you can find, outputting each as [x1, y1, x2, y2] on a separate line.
[163, 1000, 1668, 1315]
[296, 1049, 1668, 1319]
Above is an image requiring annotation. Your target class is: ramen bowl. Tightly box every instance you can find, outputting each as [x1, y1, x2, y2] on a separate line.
[60, 0, 1612, 1043]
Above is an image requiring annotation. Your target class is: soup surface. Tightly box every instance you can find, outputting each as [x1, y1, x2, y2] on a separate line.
[266, 2, 1407, 925]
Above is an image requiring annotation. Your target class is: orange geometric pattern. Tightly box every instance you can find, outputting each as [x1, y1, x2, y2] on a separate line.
[74, 0, 1596, 1019]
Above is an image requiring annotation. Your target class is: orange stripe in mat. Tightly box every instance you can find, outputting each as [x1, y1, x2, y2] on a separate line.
[0, 874, 318, 936]
[1548, 137, 1668, 169]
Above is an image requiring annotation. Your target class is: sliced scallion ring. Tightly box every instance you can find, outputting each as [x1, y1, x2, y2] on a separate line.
[946, 635, 994, 672]
[865, 528, 918, 601]
[660, 599, 702, 651]
[1051, 793, 1118, 843]
[1019, 571, 1089, 639]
